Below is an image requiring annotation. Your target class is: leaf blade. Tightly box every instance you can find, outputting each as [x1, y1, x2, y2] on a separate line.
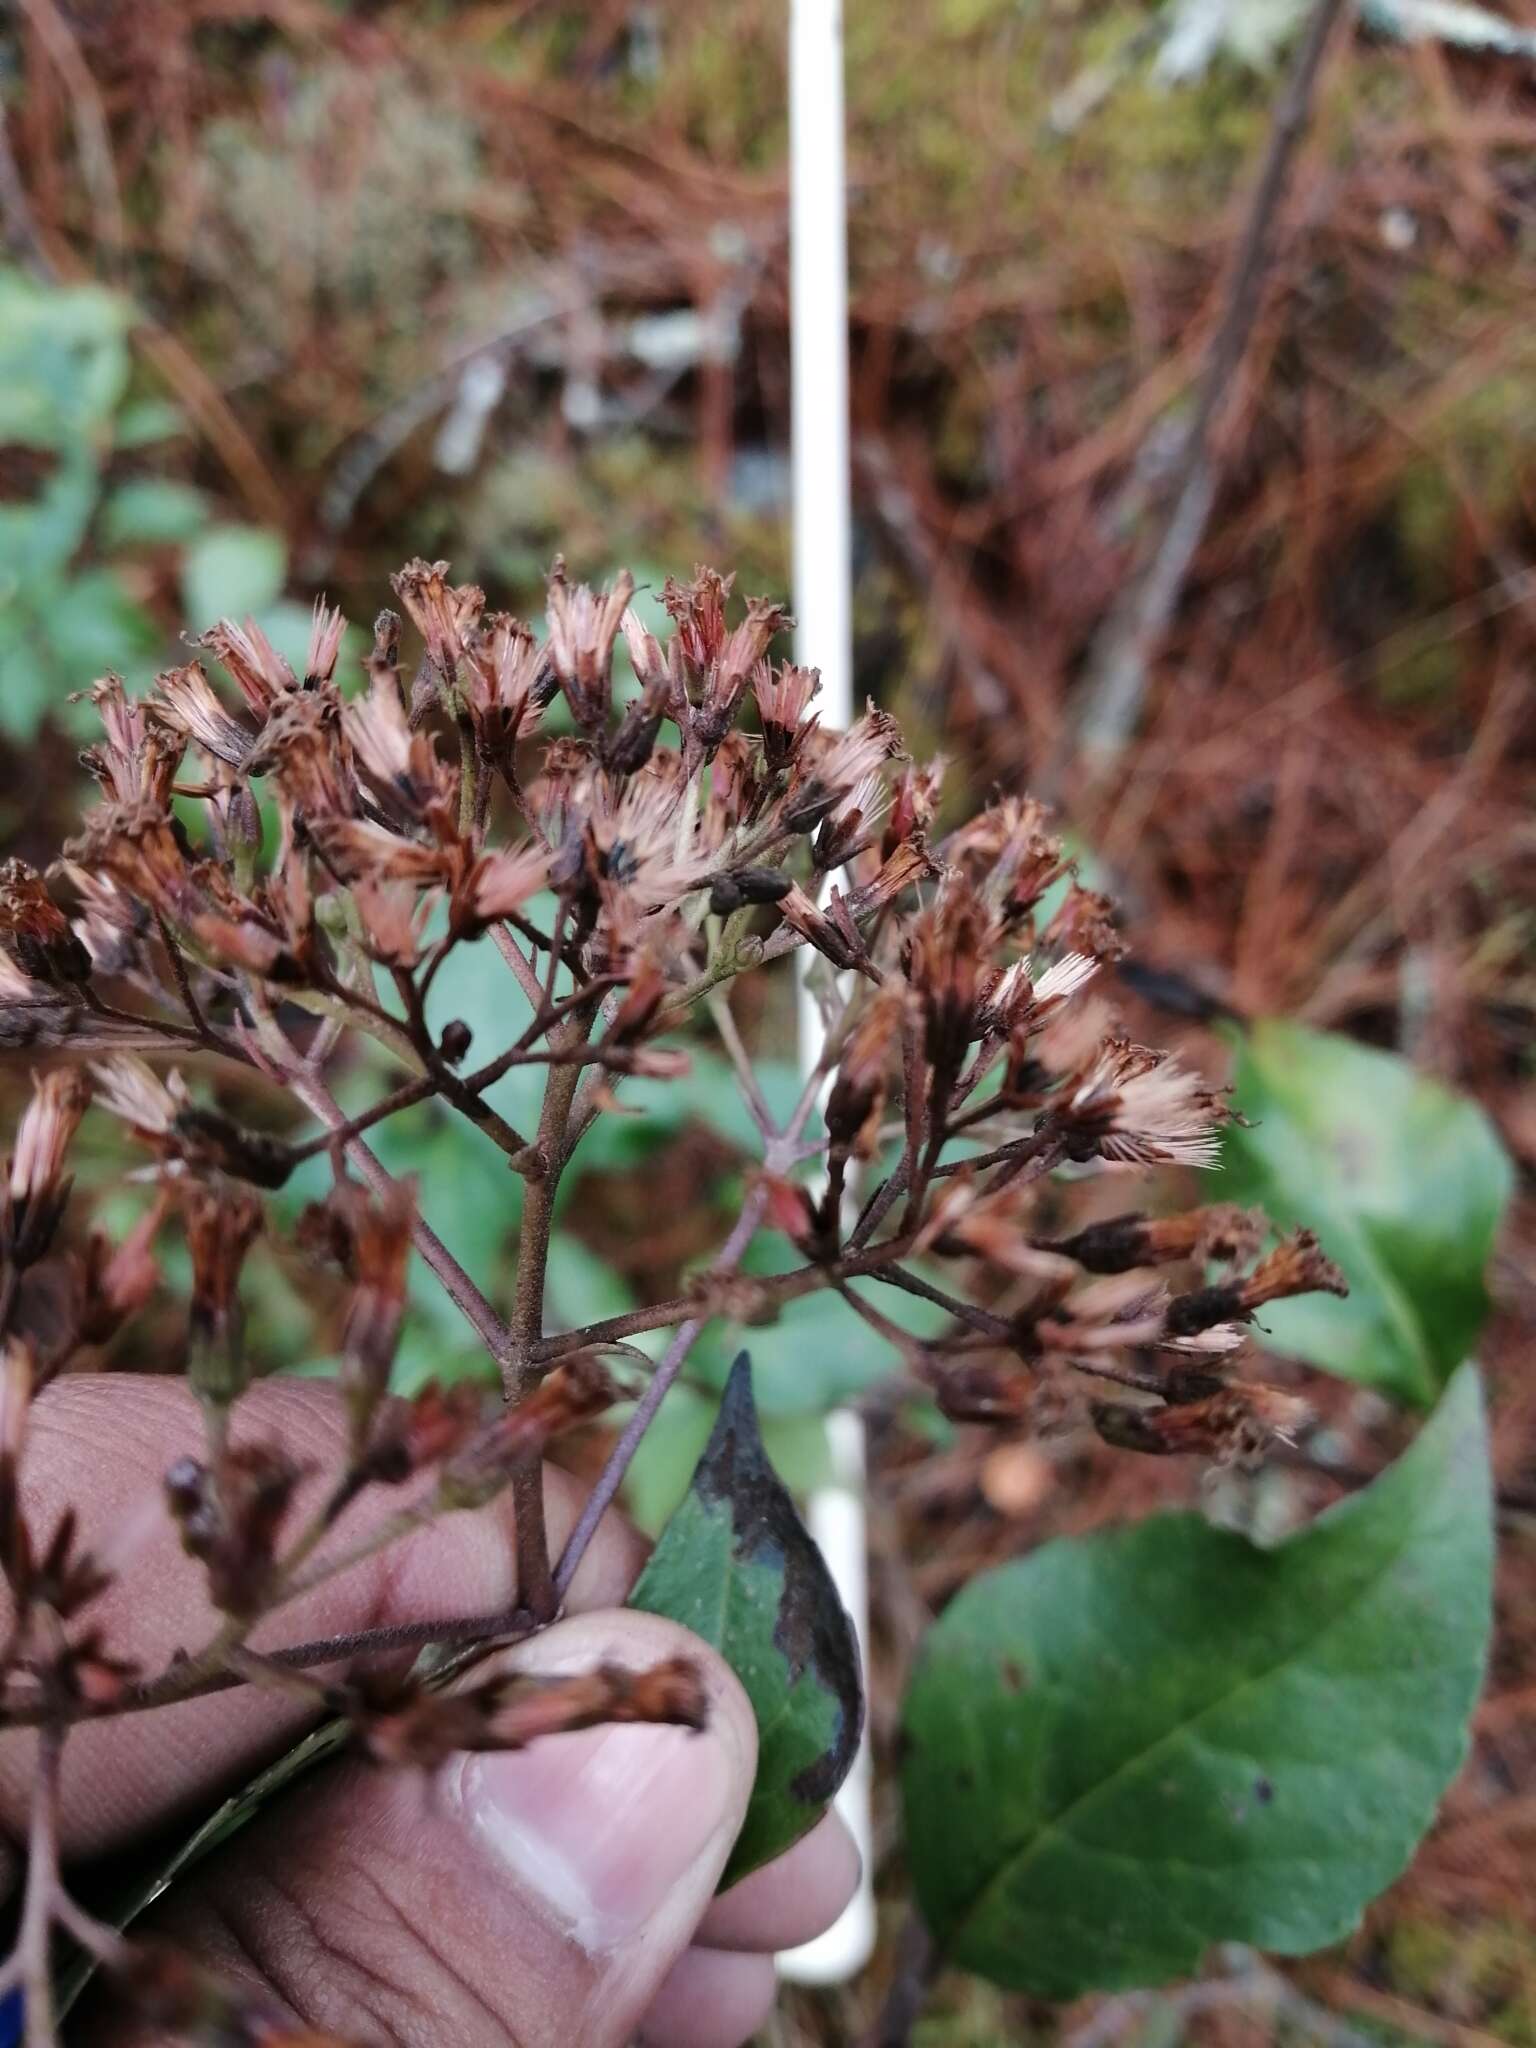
[1213, 1019, 1512, 1403]
[901, 1363, 1492, 1996]
[628, 1353, 863, 1885]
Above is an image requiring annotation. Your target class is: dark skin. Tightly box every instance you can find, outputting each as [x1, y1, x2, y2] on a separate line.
[2, 1378, 859, 2047]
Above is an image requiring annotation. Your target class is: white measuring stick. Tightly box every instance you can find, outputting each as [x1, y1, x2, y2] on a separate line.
[777, 0, 876, 1988]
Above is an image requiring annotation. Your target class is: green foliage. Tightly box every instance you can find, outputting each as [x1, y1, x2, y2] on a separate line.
[901, 1363, 1493, 1995]
[0, 267, 304, 739]
[1213, 1020, 1513, 1405]
[630, 1355, 863, 1885]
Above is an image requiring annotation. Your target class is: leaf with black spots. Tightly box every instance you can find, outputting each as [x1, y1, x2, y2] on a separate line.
[628, 1352, 863, 1885]
[901, 1362, 1493, 1995]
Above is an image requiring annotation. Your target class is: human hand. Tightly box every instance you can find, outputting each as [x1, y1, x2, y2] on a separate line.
[1, 1375, 860, 2046]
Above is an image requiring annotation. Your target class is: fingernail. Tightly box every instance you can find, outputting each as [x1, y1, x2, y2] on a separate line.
[457, 1718, 737, 1953]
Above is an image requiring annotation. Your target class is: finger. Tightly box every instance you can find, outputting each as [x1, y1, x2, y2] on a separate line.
[0, 1374, 645, 1857]
[78, 1612, 759, 2048]
[637, 1948, 778, 2048]
[694, 1807, 861, 1954]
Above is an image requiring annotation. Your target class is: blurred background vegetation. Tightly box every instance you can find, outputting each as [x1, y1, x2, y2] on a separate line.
[1, 0, 1533, 2041]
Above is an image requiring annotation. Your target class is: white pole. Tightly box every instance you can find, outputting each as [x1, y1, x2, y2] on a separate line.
[778, 0, 877, 1991]
[789, 0, 853, 724]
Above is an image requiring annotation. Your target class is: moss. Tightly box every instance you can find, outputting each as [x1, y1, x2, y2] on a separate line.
[1385, 1915, 1536, 2045]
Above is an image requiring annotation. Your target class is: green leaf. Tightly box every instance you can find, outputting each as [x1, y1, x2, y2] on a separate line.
[101, 476, 207, 546]
[901, 1363, 1493, 1997]
[0, 269, 129, 449]
[623, 1380, 836, 1535]
[113, 395, 186, 448]
[689, 1273, 954, 1416]
[181, 524, 287, 625]
[629, 1353, 863, 1884]
[1214, 1019, 1513, 1404]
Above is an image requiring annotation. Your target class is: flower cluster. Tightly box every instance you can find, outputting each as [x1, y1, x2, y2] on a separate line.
[0, 558, 1346, 2041]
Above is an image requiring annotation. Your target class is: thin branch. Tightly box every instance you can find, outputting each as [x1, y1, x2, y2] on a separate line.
[553, 1182, 770, 1598]
[707, 990, 777, 1139]
[866, 1264, 1014, 1342]
[290, 1071, 513, 1368]
[1, 1608, 540, 1729]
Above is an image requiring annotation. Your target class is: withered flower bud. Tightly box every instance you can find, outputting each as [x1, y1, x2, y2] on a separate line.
[442, 1355, 619, 1506]
[1043, 884, 1127, 964]
[1165, 1228, 1349, 1336]
[815, 772, 891, 870]
[335, 1179, 416, 1435]
[694, 596, 791, 756]
[194, 616, 297, 717]
[348, 1381, 485, 1496]
[826, 986, 903, 1160]
[777, 883, 867, 972]
[849, 837, 939, 917]
[165, 1440, 304, 1616]
[306, 598, 348, 686]
[601, 958, 670, 1050]
[351, 876, 432, 969]
[883, 758, 945, 855]
[247, 686, 355, 822]
[93, 1056, 296, 1187]
[782, 704, 903, 835]
[4, 1067, 90, 1262]
[75, 674, 185, 806]
[1053, 1041, 1225, 1169]
[1092, 1384, 1311, 1466]
[545, 559, 635, 731]
[978, 952, 1098, 1039]
[905, 876, 993, 1089]
[1048, 1203, 1265, 1275]
[391, 559, 485, 685]
[463, 611, 551, 761]
[760, 1174, 821, 1253]
[345, 672, 444, 812]
[663, 564, 734, 673]
[708, 865, 793, 916]
[78, 1196, 167, 1344]
[753, 661, 820, 769]
[65, 799, 201, 927]
[1239, 1229, 1349, 1308]
[950, 797, 1066, 927]
[0, 858, 92, 986]
[353, 1655, 708, 1772]
[149, 662, 254, 768]
[459, 843, 551, 933]
[183, 1181, 263, 1407]
[312, 817, 449, 887]
[934, 1359, 1035, 1425]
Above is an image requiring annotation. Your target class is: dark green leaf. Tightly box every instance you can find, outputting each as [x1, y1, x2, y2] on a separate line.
[629, 1353, 863, 1884]
[1214, 1020, 1513, 1404]
[901, 1362, 1492, 1996]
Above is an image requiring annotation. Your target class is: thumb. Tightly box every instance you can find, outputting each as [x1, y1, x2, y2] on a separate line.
[83, 1612, 759, 2048]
